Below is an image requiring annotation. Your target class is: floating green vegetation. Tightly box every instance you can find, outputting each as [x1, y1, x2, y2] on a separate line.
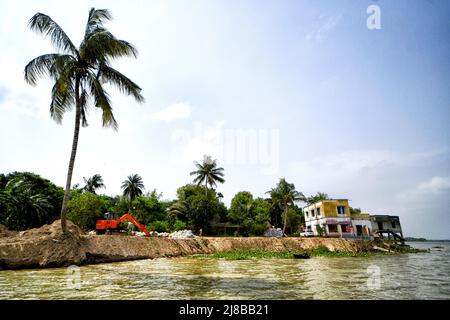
[192, 244, 425, 260]
[309, 245, 386, 257]
[194, 249, 294, 260]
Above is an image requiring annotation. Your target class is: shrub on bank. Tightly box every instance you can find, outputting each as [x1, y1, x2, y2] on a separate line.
[67, 192, 110, 230]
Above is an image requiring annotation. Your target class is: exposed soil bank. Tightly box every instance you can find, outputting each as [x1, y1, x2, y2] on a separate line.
[0, 220, 378, 270]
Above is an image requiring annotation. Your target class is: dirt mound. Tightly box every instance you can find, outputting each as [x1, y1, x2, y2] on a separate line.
[0, 225, 17, 237]
[17, 219, 84, 240]
[0, 220, 87, 269]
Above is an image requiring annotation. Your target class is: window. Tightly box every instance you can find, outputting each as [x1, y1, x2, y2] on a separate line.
[341, 224, 349, 233]
[317, 208, 321, 216]
[311, 209, 315, 217]
[391, 221, 396, 228]
[328, 225, 338, 233]
[337, 206, 346, 214]
[305, 211, 309, 219]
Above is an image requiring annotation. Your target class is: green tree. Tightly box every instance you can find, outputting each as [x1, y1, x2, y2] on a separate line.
[266, 178, 305, 236]
[0, 172, 64, 230]
[252, 198, 271, 235]
[349, 207, 362, 215]
[67, 192, 111, 230]
[121, 174, 145, 203]
[130, 190, 165, 226]
[306, 192, 330, 205]
[282, 205, 303, 234]
[175, 184, 222, 234]
[24, 8, 144, 233]
[190, 155, 225, 195]
[0, 178, 53, 230]
[228, 191, 254, 235]
[82, 174, 105, 194]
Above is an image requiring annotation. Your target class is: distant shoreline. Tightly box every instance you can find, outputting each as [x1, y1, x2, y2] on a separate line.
[405, 238, 450, 242]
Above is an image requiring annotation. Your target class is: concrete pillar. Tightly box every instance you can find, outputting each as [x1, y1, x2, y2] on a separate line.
[337, 224, 342, 237]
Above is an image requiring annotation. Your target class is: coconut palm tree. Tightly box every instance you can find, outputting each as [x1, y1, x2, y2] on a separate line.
[190, 155, 225, 195]
[121, 174, 145, 202]
[306, 192, 330, 205]
[82, 174, 105, 194]
[24, 8, 144, 233]
[266, 178, 305, 236]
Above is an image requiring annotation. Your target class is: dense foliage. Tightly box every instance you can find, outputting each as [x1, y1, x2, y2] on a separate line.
[1, 170, 312, 236]
[0, 172, 64, 230]
[67, 191, 112, 230]
[228, 192, 271, 236]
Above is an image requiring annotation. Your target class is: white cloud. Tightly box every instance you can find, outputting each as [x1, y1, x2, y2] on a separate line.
[417, 176, 450, 194]
[396, 176, 450, 203]
[150, 102, 192, 122]
[0, 56, 50, 120]
[288, 149, 398, 185]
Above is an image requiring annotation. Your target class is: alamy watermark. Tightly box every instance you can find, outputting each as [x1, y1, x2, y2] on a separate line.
[366, 265, 381, 290]
[367, 2, 382, 30]
[170, 121, 280, 175]
[66, 265, 81, 290]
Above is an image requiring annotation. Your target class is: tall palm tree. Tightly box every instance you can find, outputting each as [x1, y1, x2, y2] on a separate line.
[24, 8, 144, 233]
[266, 178, 305, 236]
[82, 174, 105, 194]
[121, 174, 145, 202]
[190, 155, 225, 196]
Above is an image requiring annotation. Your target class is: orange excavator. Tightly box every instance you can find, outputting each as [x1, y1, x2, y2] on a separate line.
[95, 213, 151, 237]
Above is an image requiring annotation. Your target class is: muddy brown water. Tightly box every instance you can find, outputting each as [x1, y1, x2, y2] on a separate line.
[0, 242, 449, 299]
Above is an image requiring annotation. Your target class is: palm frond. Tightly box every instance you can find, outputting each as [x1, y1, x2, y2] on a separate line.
[81, 30, 138, 62]
[50, 74, 75, 124]
[99, 65, 144, 102]
[24, 54, 71, 85]
[28, 13, 78, 55]
[84, 8, 112, 41]
[79, 88, 89, 127]
[87, 74, 118, 130]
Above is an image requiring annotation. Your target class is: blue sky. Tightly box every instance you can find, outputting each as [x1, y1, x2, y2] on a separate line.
[0, 0, 449, 238]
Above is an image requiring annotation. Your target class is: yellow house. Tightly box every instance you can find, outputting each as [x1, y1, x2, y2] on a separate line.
[303, 199, 372, 237]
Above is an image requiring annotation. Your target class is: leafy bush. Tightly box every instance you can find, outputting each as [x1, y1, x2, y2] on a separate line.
[316, 225, 325, 237]
[148, 220, 169, 232]
[67, 192, 109, 230]
[172, 219, 187, 231]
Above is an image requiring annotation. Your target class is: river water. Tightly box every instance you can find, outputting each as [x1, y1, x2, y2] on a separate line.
[0, 242, 449, 300]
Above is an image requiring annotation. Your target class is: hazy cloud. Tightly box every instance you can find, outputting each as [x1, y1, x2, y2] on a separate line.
[150, 102, 192, 122]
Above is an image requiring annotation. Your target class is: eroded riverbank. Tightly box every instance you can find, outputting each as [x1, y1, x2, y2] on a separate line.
[0, 220, 401, 270]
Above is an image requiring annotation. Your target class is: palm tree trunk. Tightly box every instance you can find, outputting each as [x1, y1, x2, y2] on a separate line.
[60, 78, 81, 233]
[282, 204, 288, 236]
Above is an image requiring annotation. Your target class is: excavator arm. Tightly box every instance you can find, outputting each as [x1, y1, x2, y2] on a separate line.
[118, 214, 152, 237]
